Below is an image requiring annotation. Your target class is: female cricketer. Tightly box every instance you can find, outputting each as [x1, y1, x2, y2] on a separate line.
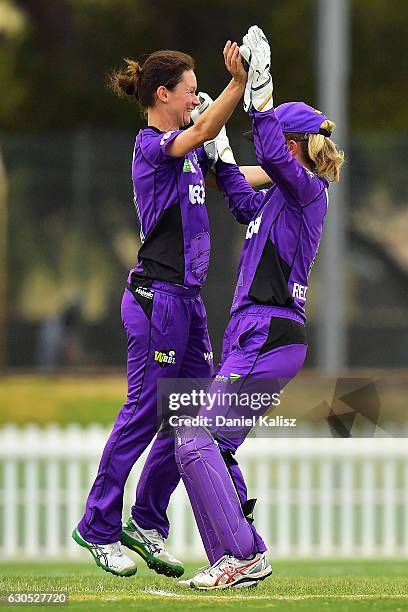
[175, 26, 344, 589]
[72, 41, 269, 578]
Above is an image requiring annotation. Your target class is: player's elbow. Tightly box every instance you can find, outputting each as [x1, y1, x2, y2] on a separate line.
[193, 117, 218, 143]
[260, 160, 274, 181]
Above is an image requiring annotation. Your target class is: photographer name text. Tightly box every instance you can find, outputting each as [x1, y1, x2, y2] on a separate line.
[168, 415, 296, 428]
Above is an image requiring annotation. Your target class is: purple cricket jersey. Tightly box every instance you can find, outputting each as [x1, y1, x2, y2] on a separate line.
[216, 108, 329, 323]
[129, 127, 210, 288]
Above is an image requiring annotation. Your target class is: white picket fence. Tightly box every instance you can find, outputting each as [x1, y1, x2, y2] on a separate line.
[1, 423, 408, 559]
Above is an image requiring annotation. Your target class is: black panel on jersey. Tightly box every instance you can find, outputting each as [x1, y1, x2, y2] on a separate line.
[248, 239, 294, 307]
[259, 316, 307, 355]
[137, 203, 185, 284]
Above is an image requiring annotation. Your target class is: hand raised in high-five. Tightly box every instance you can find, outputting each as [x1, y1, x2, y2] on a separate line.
[240, 26, 273, 112]
[224, 40, 247, 87]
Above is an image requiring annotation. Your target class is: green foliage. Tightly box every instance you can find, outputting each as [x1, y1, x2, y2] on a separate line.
[0, 0, 406, 132]
[351, 0, 408, 131]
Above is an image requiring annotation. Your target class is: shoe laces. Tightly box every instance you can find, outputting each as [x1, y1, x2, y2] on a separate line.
[144, 528, 165, 550]
[194, 556, 226, 578]
[216, 555, 237, 574]
[206, 555, 236, 577]
[110, 541, 123, 557]
[131, 519, 166, 551]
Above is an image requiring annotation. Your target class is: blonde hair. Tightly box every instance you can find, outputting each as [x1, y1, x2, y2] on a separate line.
[284, 119, 345, 183]
[307, 119, 344, 183]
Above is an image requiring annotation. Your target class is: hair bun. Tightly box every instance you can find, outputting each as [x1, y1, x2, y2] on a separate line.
[125, 82, 136, 96]
[126, 59, 142, 77]
[125, 59, 142, 98]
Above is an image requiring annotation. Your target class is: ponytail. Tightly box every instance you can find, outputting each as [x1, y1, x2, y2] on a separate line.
[108, 51, 195, 110]
[307, 120, 344, 183]
[108, 58, 142, 100]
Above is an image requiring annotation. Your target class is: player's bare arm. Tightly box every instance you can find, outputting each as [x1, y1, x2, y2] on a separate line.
[206, 166, 272, 191]
[167, 42, 246, 157]
[239, 166, 272, 186]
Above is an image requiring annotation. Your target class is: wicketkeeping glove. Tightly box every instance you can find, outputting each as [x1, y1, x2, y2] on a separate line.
[240, 25, 273, 113]
[191, 92, 236, 169]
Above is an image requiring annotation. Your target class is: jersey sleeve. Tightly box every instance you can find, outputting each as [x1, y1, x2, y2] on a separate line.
[139, 129, 184, 166]
[215, 160, 266, 225]
[250, 108, 327, 208]
[196, 146, 209, 177]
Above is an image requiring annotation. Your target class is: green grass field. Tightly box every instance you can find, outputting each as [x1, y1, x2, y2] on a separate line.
[1, 561, 408, 611]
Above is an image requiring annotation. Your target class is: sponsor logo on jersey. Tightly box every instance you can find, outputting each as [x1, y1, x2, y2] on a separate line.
[133, 286, 153, 300]
[245, 213, 263, 240]
[292, 282, 308, 301]
[160, 131, 175, 146]
[154, 350, 176, 367]
[183, 159, 196, 173]
[189, 179, 205, 205]
[203, 351, 213, 362]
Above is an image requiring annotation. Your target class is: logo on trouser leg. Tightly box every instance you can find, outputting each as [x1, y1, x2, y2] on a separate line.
[215, 372, 242, 384]
[154, 350, 176, 367]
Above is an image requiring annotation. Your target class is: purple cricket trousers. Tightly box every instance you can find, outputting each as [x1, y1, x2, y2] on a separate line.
[175, 305, 308, 562]
[77, 280, 213, 543]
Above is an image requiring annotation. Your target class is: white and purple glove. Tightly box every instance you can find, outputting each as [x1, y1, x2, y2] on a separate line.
[240, 25, 273, 112]
[191, 92, 236, 169]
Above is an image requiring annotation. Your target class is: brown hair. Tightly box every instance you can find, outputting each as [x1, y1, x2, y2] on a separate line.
[284, 119, 345, 183]
[108, 50, 195, 109]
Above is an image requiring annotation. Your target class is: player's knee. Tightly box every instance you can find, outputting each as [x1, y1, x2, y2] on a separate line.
[174, 418, 215, 462]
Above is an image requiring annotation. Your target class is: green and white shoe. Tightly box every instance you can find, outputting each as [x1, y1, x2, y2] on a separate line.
[121, 517, 184, 578]
[72, 528, 137, 577]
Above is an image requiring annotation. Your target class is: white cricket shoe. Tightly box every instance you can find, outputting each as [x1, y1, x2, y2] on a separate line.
[121, 517, 184, 577]
[176, 552, 272, 590]
[72, 527, 137, 577]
